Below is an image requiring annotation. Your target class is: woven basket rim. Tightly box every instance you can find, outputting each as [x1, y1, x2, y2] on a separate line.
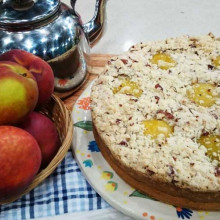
[0, 94, 73, 204]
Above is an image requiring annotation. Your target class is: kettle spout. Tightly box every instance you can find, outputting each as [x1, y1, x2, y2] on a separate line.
[82, 0, 106, 45]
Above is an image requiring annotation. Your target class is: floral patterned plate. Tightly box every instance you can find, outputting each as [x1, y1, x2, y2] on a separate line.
[72, 81, 220, 220]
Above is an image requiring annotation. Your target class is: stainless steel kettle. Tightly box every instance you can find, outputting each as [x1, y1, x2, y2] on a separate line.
[0, 0, 106, 93]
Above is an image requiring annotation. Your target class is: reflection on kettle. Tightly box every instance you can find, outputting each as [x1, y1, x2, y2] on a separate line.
[0, 0, 106, 94]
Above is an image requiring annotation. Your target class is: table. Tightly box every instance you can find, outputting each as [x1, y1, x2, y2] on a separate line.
[1, 0, 220, 219]
[72, 0, 220, 54]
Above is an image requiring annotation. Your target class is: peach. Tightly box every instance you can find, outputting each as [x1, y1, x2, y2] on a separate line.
[0, 126, 41, 200]
[20, 112, 60, 169]
[0, 49, 54, 105]
[0, 61, 38, 125]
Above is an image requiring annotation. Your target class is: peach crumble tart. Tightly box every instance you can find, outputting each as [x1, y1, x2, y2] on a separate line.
[91, 34, 220, 210]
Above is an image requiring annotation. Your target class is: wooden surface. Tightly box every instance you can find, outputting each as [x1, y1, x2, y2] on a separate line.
[63, 53, 113, 110]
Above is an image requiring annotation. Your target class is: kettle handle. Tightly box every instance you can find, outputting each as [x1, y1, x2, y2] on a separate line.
[71, 0, 106, 46]
[70, 0, 77, 10]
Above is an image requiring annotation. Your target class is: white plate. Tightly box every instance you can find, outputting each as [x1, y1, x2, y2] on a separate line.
[72, 81, 220, 220]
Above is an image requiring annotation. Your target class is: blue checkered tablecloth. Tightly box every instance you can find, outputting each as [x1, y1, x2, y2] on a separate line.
[0, 150, 110, 220]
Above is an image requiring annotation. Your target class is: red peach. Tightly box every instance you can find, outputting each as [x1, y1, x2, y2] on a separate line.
[0, 49, 54, 105]
[0, 61, 38, 125]
[20, 112, 60, 169]
[0, 126, 41, 200]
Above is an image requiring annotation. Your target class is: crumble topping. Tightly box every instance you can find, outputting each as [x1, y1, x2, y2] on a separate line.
[91, 34, 220, 191]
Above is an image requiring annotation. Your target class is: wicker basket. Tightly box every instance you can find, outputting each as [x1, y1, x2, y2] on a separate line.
[0, 94, 73, 204]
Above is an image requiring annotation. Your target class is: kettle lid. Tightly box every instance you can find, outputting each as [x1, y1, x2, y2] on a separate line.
[0, 0, 60, 27]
